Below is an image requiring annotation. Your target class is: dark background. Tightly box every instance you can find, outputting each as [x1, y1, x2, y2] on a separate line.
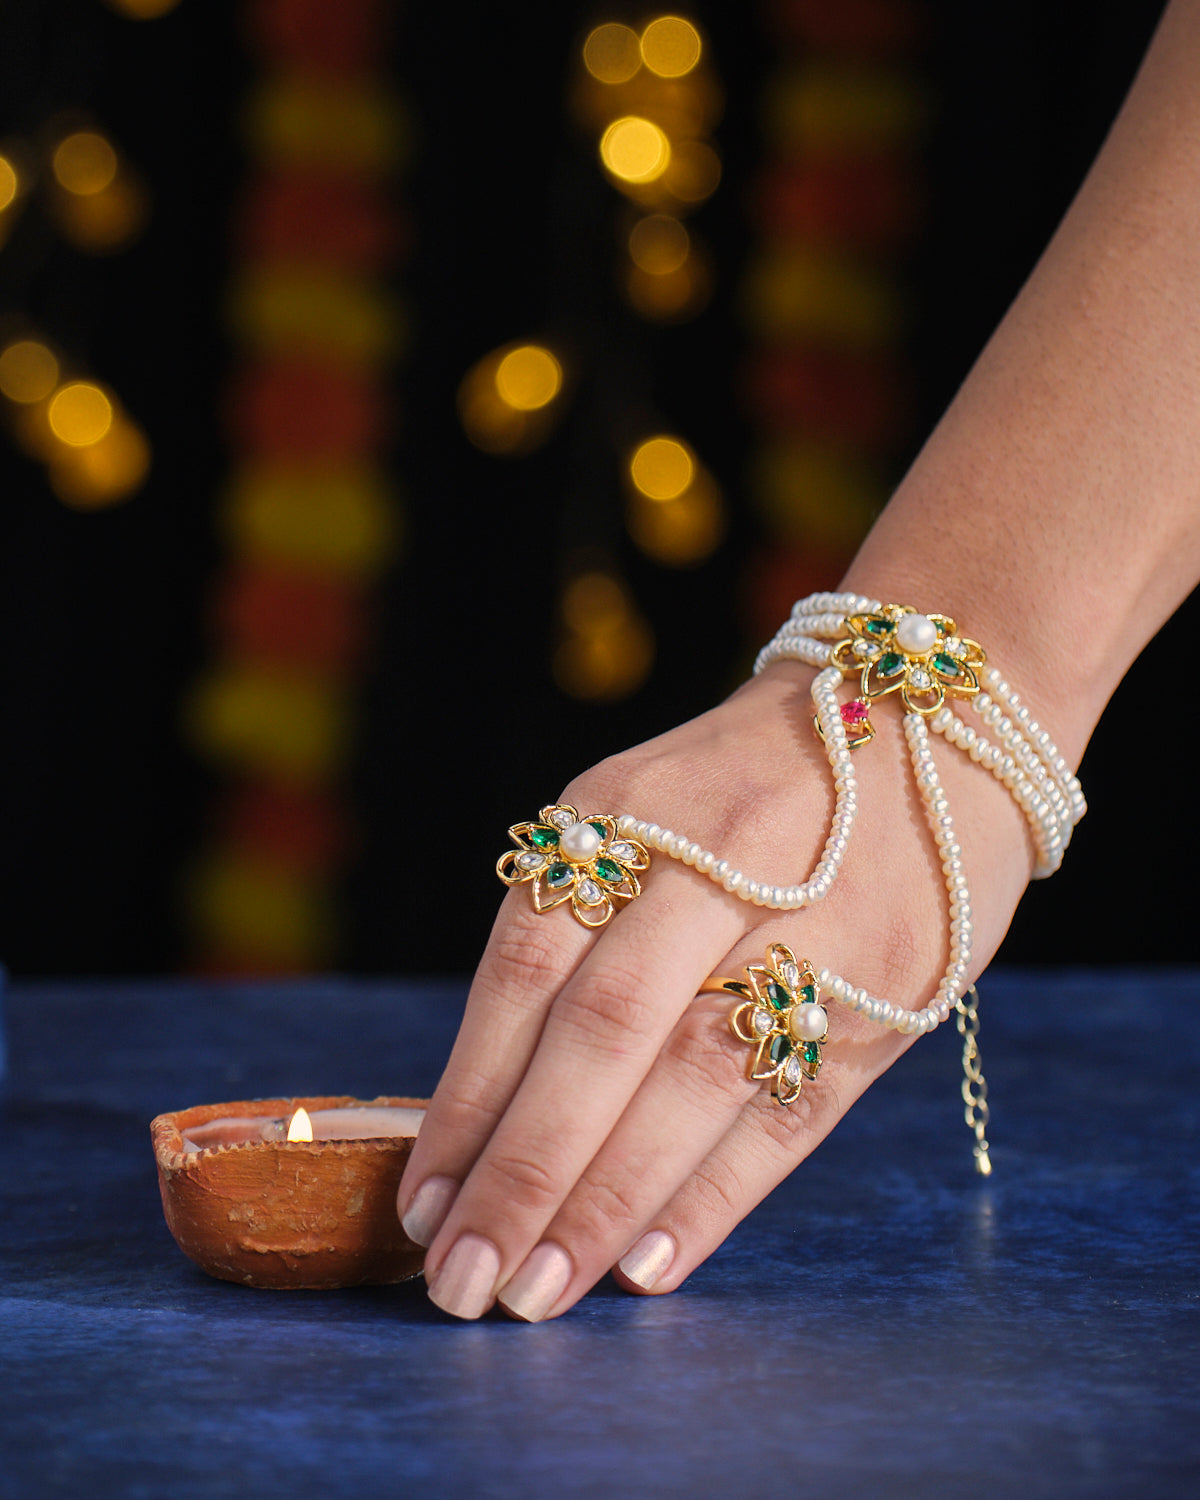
[1, 0, 1192, 976]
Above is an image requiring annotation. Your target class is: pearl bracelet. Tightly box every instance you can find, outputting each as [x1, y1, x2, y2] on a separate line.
[618, 592, 1086, 1040]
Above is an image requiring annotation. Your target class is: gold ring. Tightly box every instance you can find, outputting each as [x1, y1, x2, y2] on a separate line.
[497, 804, 650, 929]
[699, 942, 827, 1106]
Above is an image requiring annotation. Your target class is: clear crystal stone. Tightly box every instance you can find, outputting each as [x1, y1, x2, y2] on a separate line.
[909, 667, 933, 690]
[753, 1008, 774, 1037]
[516, 852, 546, 871]
[943, 636, 964, 657]
[548, 809, 574, 828]
[608, 840, 635, 861]
[783, 1055, 802, 1086]
[780, 962, 800, 990]
[577, 879, 602, 905]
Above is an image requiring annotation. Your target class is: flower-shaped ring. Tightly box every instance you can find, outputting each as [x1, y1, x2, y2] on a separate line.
[497, 804, 650, 929]
[699, 943, 827, 1106]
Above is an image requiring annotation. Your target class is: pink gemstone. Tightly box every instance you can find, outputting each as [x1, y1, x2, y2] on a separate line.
[841, 700, 871, 726]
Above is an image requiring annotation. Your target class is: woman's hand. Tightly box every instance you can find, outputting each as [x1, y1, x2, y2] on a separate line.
[395, 659, 1036, 1321]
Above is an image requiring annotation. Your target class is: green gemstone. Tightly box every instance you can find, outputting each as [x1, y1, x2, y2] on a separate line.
[863, 617, 892, 637]
[878, 651, 904, 678]
[529, 827, 559, 849]
[933, 653, 961, 678]
[588, 820, 607, 838]
[546, 862, 572, 887]
[595, 858, 622, 883]
[766, 981, 789, 1011]
[769, 1034, 794, 1066]
[799, 984, 815, 1006]
[803, 1042, 821, 1065]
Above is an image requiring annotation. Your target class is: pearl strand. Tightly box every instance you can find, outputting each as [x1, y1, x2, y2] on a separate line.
[816, 714, 971, 1035]
[617, 666, 859, 911]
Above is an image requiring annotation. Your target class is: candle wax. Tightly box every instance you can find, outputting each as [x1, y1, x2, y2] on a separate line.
[181, 1106, 425, 1154]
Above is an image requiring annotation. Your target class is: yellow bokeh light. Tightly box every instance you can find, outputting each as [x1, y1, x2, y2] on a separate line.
[630, 436, 694, 500]
[628, 473, 724, 566]
[53, 132, 119, 196]
[0, 156, 18, 212]
[224, 467, 398, 575]
[48, 382, 114, 446]
[50, 414, 151, 509]
[188, 855, 334, 970]
[561, 570, 632, 634]
[0, 340, 60, 405]
[640, 16, 702, 78]
[660, 138, 721, 203]
[583, 23, 641, 84]
[600, 117, 670, 184]
[629, 215, 690, 275]
[495, 344, 562, 411]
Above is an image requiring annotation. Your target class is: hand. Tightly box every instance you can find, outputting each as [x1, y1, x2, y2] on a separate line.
[395, 659, 1035, 1321]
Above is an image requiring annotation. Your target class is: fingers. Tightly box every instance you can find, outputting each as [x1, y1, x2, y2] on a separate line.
[493, 988, 909, 1321]
[409, 870, 746, 1317]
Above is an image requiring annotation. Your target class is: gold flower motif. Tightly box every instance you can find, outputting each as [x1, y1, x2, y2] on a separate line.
[497, 804, 650, 928]
[728, 943, 827, 1106]
[830, 605, 986, 715]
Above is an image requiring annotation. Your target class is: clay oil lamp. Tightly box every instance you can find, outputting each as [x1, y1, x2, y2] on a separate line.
[151, 1096, 427, 1289]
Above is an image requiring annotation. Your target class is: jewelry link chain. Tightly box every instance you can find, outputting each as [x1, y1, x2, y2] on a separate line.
[956, 984, 992, 1175]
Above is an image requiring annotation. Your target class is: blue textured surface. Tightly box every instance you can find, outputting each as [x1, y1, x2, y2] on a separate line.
[1, 972, 1198, 1498]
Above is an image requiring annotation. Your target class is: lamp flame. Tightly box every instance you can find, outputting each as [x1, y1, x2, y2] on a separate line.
[286, 1106, 314, 1142]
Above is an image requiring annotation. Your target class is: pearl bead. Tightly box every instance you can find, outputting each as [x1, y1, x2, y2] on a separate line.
[789, 1003, 828, 1042]
[894, 610, 938, 655]
[559, 820, 603, 862]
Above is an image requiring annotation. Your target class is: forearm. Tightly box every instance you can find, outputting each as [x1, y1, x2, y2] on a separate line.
[842, 0, 1200, 766]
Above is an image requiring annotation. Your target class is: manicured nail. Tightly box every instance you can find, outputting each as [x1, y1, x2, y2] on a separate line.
[618, 1229, 676, 1290]
[497, 1243, 573, 1324]
[426, 1234, 502, 1320]
[401, 1175, 458, 1247]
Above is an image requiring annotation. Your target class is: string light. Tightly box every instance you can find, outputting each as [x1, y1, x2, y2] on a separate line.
[600, 116, 670, 184]
[630, 435, 694, 499]
[53, 132, 119, 196]
[495, 344, 562, 410]
[554, 570, 655, 701]
[583, 23, 642, 84]
[640, 16, 703, 79]
[0, 340, 60, 404]
[628, 214, 690, 274]
[459, 341, 566, 454]
[48, 381, 114, 446]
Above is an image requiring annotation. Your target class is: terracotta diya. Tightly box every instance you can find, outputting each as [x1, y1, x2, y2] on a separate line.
[151, 1095, 427, 1289]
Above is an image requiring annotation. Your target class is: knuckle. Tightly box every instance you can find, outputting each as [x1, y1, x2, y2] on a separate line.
[554, 962, 653, 1051]
[663, 1018, 748, 1101]
[480, 918, 569, 1006]
[483, 1145, 563, 1216]
[563, 1174, 645, 1242]
[686, 1157, 747, 1227]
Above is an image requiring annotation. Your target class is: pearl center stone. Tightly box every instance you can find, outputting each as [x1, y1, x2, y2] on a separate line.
[895, 612, 938, 654]
[789, 1003, 828, 1042]
[559, 820, 604, 862]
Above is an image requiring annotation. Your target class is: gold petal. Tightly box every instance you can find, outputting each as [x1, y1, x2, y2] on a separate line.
[539, 803, 578, 826]
[774, 1070, 803, 1107]
[749, 1036, 782, 1082]
[583, 813, 616, 841]
[901, 680, 945, 715]
[531, 875, 573, 912]
[572, 891, 615, 927]
[728, 1001, 760, 1044]
[929, 613, 958, 638]
[497, 851, 538, 885]
[830, 640, 860, 675]
[767, 942, 798, 975]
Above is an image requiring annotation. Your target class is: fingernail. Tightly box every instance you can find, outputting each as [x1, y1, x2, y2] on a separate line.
[426, 1234, 502, 1320]
[497, 1243, 573, 1324]
[618, 1229, 676, 1290]
[401, 1175, 458, 1247]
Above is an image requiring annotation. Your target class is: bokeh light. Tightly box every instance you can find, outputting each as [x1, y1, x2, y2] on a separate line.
[0, 155, 18, 212]
[640, 16, 702, 79]
[53, 131, 119, 196]
[495, 344, 562, 410]
[629, 436, 694, 499]
[555, 570, 654, 701]
[0, 340, 60, 404]
[600, 117, 670, 184]
[223, 467, 398, 575]
[49, 415, 151, 509]
[48, 382, 114, 446]
[660, 138, 721, 203]
[583, 22, 641, 84]
[628, 214, 690, 274]
[627, 472, 724, 566]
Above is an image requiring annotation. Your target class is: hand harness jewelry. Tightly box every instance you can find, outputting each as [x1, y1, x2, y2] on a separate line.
[498, 593, 1087, 1173]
